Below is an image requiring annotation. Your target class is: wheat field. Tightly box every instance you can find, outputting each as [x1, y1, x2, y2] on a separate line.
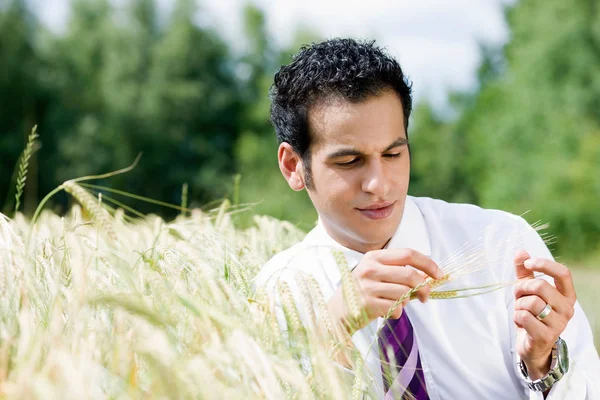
[0, 202, 369, 399]
[0, 197, 598, 399]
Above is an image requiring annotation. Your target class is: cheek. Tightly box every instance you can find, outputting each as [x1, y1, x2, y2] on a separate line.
[391, 159, 410, 187]
[312, 170, 359, 209]
[395, 155, 411, 174]
[323, 178, 357, 208]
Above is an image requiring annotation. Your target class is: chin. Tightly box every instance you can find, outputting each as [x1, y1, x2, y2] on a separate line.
[361, 220, 400, 244]
[356, 228, 395, 246]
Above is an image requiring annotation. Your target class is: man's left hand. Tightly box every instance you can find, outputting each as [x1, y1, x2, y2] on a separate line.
[513, 250, 577, 380]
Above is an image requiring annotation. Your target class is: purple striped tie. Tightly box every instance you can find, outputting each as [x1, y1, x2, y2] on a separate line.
[378, 311, 429, 399]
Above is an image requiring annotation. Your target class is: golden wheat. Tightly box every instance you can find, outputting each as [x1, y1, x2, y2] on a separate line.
[62, 180, 117, 241]
[0, 201, 562, 400]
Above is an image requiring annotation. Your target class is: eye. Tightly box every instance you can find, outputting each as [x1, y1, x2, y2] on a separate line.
[384, 153, 401, 159]
[336, 158, 360, 167]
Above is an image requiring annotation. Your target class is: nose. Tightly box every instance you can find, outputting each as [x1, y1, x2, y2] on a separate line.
[361, 159, 389, 198]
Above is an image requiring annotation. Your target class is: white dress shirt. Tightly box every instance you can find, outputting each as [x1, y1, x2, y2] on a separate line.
[254, 196, 600, 399]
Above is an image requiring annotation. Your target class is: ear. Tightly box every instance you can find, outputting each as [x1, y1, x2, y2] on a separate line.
[278, 142, 305, 191]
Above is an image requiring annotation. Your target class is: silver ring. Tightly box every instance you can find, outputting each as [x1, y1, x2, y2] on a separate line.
[536, 304, 553, 321]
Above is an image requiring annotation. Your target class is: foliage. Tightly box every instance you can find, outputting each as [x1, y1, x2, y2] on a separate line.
[409, 0, 600, 259]
[2, 0, 242, 216]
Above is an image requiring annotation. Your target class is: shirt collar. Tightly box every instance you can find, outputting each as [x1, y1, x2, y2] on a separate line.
[304, 196, 431, 271]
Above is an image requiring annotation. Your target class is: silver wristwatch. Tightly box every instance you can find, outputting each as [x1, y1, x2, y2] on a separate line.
[518, 337, 569, 392]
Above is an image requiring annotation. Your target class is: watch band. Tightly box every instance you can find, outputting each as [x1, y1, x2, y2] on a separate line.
[521, 365, 563, 392]
[518, 337, 569, 392]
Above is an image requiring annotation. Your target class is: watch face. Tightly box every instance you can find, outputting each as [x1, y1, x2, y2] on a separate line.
[558, 338, 569, 373]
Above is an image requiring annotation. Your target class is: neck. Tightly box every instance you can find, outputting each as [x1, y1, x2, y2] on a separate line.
[321, 223, 392, 254]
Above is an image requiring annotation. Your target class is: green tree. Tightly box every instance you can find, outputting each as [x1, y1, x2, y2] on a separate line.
[408, 97, 476, 205]
[2, 0, 243, 216]
[409, 0, 600, 259]
[460, 0, 600, 258]
[0, 0, 42, 214]
[233, 5, 319, 229]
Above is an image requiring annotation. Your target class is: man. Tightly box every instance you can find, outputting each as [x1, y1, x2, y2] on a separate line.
[255, 38, 600, 399]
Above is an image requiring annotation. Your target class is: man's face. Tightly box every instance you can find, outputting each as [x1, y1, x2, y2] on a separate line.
[304, 89, 410, 253]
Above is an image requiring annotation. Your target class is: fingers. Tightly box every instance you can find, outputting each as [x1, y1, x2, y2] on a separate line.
[514, 310, 557, 348]
[375, 264, 426, 287]
[360, 262, 431, 304]
[514, 249, 534, 280]
[414, 284, 431, 303]
[355, 249, 440, 320]
[373, 298, 405, 319]
[512, 253, 578, 366]
[369, 282, 412, 301]
[523, 258, 576, 301]
[514, 295, 566, 332]
[370, 281, 430, 304]
[514, 278, 569, 315]
[368, 248, 442, 279]
[515, 295, 547, 317]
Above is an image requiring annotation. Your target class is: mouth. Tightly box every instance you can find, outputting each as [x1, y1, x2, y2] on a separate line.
[356, 201, 396, 220]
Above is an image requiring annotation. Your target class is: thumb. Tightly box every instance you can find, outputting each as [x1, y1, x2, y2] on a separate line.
[514, 249, 534, 280]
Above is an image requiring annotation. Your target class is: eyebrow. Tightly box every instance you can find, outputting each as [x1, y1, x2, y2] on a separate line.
[326, 137, 408, 159]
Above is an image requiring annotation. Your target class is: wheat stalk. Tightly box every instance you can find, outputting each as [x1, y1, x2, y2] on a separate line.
[14, 126, 39, 213]
[379, 222, 551, 322]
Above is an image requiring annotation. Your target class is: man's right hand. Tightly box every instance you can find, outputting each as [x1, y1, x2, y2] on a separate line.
[327, 248, 442, 335]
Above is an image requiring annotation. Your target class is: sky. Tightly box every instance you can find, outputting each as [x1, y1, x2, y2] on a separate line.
[34, 0, 513, 109]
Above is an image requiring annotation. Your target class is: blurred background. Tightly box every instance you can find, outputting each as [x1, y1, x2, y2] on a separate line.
[1, 0, 599, 268]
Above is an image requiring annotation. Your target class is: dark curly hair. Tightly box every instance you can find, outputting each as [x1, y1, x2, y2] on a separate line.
[269, 38, 413, 189]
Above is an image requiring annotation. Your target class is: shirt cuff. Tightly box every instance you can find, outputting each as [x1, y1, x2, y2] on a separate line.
[527, 370, 587, 400]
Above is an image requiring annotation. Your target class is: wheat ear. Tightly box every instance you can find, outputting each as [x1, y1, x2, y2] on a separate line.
[14, 125, 39, 213]
[63, 181, 117, 241]
[351, 354, 365, 400]
[277, 281, 304, 341]
[334, 250, 366, 331]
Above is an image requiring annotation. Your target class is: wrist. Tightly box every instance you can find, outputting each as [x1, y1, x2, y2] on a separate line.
[518, 337, 569, 393]
[523, 352, 553, 380]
